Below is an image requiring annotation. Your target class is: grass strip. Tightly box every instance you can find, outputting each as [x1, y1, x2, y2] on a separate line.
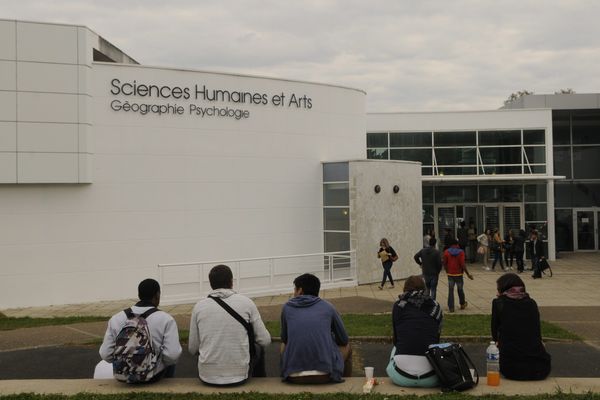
[1, 313, 579, 341]
[263, 314, 580, 340]
[0, 316, 107, 331]
[0, 392, 598, 400]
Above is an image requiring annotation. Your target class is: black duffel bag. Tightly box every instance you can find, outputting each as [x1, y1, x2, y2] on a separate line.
[425, 343, 479, 392]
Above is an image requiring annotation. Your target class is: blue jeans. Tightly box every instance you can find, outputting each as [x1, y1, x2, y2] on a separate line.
[491, 250, 504, 270]
[447, 276, 465, 311]
[381, 261, 394, 286]
[423, 274, 439, 300]
[386, 347, 440, 388]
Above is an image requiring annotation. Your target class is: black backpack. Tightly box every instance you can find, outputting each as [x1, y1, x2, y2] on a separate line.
[425, 343, 479, 392]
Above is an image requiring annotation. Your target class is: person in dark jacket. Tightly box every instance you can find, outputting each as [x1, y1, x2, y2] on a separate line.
[529, 231, 545, 278]
[280, 273, 351, 383]
[513, 230, 526, 273]
[413, 237, 442, 300]
[491, 273, 551, 380]
[378, 238, 398, 289]
[386, 275, 442, 388]
[457, 221, 468, 251]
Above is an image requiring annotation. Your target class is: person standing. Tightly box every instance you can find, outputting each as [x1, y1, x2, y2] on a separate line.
[529, 231, 545, 279]
[504, 230, 515, 270]
[477, 229, 491, 269]
[491, 273, 551, 380]
[423, 229, 432, 249]
[467, 222, 478, 263]
[457, 221, 468, 252]
[443, 228, 455, 251]
[513, 230, 526, 273]
[491, 228, 505, 271]
[413, 237, 442, 300]
[443, 239, 473, 312]
[378, 238, 398, 289]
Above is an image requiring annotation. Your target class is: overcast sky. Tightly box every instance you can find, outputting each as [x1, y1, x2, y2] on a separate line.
[4, 0, 600, 112]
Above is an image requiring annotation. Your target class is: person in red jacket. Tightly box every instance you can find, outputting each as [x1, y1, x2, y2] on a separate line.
[443, 239, 473, 313]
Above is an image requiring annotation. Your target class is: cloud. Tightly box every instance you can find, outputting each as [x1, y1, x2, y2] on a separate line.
[4, 0, 600, 111]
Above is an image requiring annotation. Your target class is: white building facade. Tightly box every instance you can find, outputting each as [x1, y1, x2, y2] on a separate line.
[0, 20, 367, 308]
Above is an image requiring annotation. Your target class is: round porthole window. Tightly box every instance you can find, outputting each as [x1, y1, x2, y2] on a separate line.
[374, 185, 381, 193]
[393, 185, 400, 193]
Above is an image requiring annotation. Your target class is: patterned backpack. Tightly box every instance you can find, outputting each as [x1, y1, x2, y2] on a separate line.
[112, 307, 160, 383]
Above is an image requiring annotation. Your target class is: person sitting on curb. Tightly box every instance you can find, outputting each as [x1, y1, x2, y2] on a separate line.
[386, 275, 442, 388]
[280, 273, 352, 383]
[492, 273, 551, 380]
[99, 278, 182, 383]
[443, 238, 473, 313]
[188, 264, 271, 386]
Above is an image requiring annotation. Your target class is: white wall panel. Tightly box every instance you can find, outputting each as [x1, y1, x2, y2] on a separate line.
[18, 122, 78, 152]
[0, 91, 16, 121]
[16, 22, 78, 64]
[0, 152, 16, 183]
[0, 20, 16, 60]
[0, 60, 16, 90]
[17, 152, 78, 183]
[78, 153, 93, 183]
[17, 62, 78, 93]
[17, 92, 78, 123]
[0, 122, 16, 151]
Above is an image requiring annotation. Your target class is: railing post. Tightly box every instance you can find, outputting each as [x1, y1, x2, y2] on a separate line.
[198, 264, 203, 297]
[269, 258, 274, 288]
[329, 255, 333, 282]
[236, 262, 241, 290]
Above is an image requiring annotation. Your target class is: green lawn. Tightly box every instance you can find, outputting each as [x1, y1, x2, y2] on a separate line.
[263, 314, 580, 340]
[0, 315, 107, 331]
[0, 313, 579, 341]
[1, 392, 598, 400]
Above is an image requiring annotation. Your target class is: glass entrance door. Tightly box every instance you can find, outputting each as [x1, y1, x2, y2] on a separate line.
[503, 206, 522, 235]
[574, 210, 597, 250]
[437, 206, 456, 248]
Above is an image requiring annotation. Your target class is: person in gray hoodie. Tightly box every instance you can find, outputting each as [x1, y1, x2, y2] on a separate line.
[413, 237, 443, 300]
[280, 273, 352, 383]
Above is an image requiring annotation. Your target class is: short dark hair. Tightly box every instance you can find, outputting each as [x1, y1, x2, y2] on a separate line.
[209, 264, 233, 290]
[451, 238, 459, 246]
[138, 279, 160, 301]
[403, 275, 426, 292]
[293, 273, 320, 296]
[496, 273, 526, 293]
[429, 237, 437, 247]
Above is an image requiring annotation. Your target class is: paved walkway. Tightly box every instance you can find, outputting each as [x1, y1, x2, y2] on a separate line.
[2, 252, 600, 350]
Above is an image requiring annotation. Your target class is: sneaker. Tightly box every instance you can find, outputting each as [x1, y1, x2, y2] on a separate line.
[378, 285, 383, 290]
[390, 285, 395, 289]
[448, 308, 455, 313]
[460, 302, 468, 310]
[484, 267, 491, 271]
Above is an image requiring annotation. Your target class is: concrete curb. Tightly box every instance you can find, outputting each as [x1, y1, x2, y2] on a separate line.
[1, 378, 599, 396]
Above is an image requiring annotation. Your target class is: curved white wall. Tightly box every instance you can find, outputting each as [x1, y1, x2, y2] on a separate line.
[0, 48, 365, 307]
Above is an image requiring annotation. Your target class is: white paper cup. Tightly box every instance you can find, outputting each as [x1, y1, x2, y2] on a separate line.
[364, 366, 374, 380]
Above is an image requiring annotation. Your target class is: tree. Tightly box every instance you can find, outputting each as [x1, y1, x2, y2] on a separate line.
[554, 88, 576, 94]
[503, 90, 534, 107]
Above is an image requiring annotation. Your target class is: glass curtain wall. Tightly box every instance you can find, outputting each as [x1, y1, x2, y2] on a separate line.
[553, 109, 600, 251]
[367, 129, 546, 176]
[323, 162, 350, 252]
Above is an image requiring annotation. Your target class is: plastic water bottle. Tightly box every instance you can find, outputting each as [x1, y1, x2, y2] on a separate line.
[486, 341, 500, 386]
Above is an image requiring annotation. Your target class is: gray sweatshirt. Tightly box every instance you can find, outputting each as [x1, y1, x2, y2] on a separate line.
[188, 289, 271, 385]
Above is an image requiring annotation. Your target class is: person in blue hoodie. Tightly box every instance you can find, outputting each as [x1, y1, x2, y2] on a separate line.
[280, 273, 352, 383]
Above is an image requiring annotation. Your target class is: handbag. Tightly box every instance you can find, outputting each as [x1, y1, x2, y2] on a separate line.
[477, 246, 485, 255]
[425, 343, 479, 392]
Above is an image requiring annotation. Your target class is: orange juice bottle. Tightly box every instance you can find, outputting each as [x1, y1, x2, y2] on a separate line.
[486, 341, 500, 386]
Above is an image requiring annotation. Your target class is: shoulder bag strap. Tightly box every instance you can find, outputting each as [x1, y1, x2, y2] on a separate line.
[458, 345, 479, 384]
[209, 296, 256, 357]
